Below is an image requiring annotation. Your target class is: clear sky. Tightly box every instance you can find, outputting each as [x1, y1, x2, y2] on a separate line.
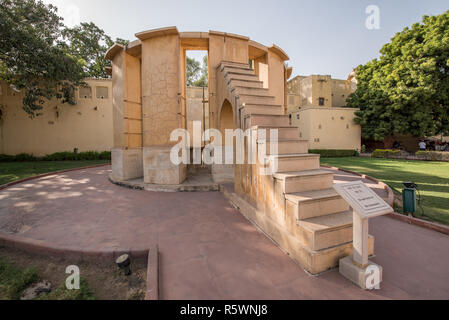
[43, 0, 448, 79]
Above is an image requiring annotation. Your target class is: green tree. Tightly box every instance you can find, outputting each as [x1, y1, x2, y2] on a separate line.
[0, 0, 85, 117]
[347, 11, 449, 140]
[186, 56, 201, 87]
[195, 55, 208, 87]
[186, 55, 208, 87]
[62, 23, 128, 78]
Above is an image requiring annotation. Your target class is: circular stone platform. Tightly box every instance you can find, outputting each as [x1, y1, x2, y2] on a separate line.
[1, 165, 449, 299]
[109, 172, 220, 193]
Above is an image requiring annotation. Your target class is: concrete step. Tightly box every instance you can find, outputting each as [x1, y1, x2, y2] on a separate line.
[222, 66, 255, 75]
[232, 86, 269, 96]
[268, 153, 320, 173]
[225, 72, 259, 82]
[296, 211, 353, 251]
[255, 126, 299, 140]
[218, 61, 250, 69]
[285, 188, 350, 220]
[245, 114, 290, 127]
[274, 169, 334, 193]
[228, 79, 264, 89]
[299, 234, 375, 274]
[241, 104, 284, 116]
[238, 93, 276, 105]
[259, 139, 309, 155]
[187, 164, 212, 174]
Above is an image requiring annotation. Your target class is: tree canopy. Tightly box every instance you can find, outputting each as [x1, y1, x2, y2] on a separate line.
[0, 0, 84, 117]
[347, 11, 449, 140]
[0, 0, 127, 117]
[186, 55, 208, 87]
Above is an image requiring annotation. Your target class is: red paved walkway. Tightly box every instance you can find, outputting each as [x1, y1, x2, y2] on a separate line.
[0, 166, 448, 299]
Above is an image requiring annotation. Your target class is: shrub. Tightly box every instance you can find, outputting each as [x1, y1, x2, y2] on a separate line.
[415, 151, 447, 161]
[99, 151, 111, 160]
[77, 151, 99, 161]
[13, 153, 38, 162]
[361, 145, 366, 153]
[42, 152, 78, 161]
[0, 154, 15, 162]
[309, 149, 357, 158]
[0, 151, 112, 162]
[372, 149, 401, 158]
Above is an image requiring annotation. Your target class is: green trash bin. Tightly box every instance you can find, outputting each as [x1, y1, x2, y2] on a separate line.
[403, 188, 417, 214]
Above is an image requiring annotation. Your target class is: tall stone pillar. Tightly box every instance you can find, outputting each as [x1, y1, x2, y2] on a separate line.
[137, 27, 186, 185]
[107, 44, 143, 181]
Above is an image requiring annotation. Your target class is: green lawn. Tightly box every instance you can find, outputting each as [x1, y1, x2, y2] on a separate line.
[0, 161, 110, 186]
[320, 157, 449, 225]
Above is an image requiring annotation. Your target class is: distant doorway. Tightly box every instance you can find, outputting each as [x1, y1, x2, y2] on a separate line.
[185, 50, 209, 147]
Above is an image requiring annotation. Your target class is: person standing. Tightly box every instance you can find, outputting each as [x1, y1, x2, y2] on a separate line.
[419, 140, 427, 151]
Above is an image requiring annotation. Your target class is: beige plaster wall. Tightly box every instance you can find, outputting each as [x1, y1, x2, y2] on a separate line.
[310, 75, 332, 108]
[0, 79, 113, 156]
[292, 107, 361, 150]
[331, 79, 351, 108]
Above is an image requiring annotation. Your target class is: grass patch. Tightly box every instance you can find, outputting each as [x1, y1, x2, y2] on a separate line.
[320, 157, 449, 225]
[0, 160, 110, 185]
[0, 256, 95, 300]
[0, 257, 38, 300]
[38, 278, 95, 300]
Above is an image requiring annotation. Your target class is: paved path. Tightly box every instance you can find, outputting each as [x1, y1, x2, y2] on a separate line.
[0, 166, 448, 299]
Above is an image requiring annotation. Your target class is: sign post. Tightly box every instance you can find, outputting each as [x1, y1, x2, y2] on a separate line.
[334, 181, 393, 289]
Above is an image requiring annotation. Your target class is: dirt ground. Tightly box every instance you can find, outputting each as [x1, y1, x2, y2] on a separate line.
[0, 246, 147, 300]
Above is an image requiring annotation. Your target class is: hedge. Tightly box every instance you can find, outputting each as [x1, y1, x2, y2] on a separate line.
[415, 151, 449, 161]
[309, 149, 358, 158]
[372, 149, 402, 158]
[0, 151, 111, 162]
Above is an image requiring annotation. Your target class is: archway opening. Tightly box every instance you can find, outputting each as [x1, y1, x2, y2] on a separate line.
[220, 99, 234, 146]
[213, 100, 235, 183]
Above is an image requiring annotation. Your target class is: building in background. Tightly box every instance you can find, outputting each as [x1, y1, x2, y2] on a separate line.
[0, 79, 113, 156]
[287, 73, 361, 151]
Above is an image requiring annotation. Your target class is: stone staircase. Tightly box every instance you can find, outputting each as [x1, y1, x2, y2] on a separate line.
[217, 61, 374, 274]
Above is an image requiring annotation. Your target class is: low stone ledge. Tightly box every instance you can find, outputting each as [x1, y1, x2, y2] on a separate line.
[109, 174, 220, 193]
[387, 212, 449, 236]
[144, 245, 159, 300]
[0, 232, 152, 264]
